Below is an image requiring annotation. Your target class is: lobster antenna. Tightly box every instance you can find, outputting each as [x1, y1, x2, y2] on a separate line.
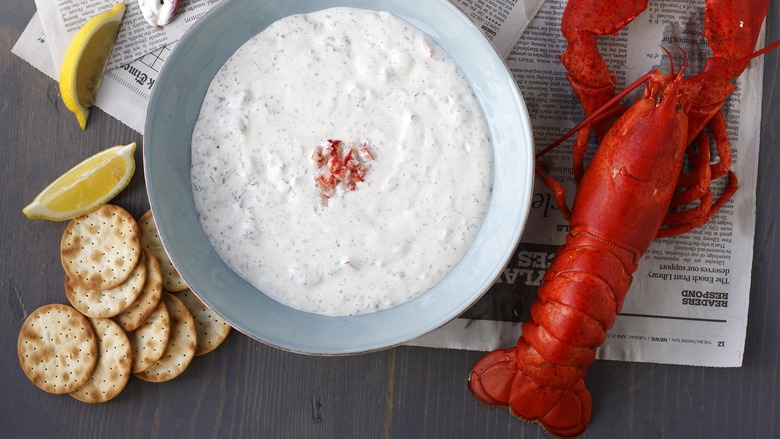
[662, 44, 689, 77]
[661, 45, 676, 76]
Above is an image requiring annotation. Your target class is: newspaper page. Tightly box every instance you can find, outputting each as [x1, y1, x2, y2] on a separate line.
[450, 0, 545, 58]
[34, 0, 225, 76]
[412, 0, 763, 368]
[18, 0, 540, 133]
[13, 13, 173, 133]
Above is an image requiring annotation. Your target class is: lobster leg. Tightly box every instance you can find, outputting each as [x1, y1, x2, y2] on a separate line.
[657, 170, 738, 239]
[535, 161, 572, 221]
[706, 111, 734, 179]
[671, 134, 714, 207]
[658, 112, 739, 238]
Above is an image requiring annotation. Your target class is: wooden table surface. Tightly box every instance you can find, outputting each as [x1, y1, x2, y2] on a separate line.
[2, 2, 779, 438]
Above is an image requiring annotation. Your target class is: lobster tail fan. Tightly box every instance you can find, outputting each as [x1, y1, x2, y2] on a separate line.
[469, 348, 517, 406]
[469, 344, 593, 438]
[536, 379, 592, 438]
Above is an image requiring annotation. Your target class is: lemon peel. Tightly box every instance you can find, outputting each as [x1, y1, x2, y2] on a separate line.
[23, 142, 136, 221]
[59, 3, 126, 130]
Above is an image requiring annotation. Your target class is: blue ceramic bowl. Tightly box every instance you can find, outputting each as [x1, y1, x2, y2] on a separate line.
[144, 0, 533, 354]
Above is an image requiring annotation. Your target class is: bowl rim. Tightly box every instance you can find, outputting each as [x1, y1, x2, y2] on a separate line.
[144, 0, 534, 355]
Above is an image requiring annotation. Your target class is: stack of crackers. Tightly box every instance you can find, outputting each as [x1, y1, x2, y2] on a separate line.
[17, 204, 232, 403]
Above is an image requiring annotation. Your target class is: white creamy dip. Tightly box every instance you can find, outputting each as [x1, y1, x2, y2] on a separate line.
[191, 8, 493, 316]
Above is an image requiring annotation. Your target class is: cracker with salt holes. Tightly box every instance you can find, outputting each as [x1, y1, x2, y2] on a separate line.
[113, 250, 163, 332]
[17, 304, 98, 394]
[177, 289, 231, 355]
[65, 251, 148, 318]
[61, 204, 142, 290]
[135, 293, 197, 382]
[138, 210, 188, 292]
[70, 318, 133, 403]
[127, 299, 170, 373]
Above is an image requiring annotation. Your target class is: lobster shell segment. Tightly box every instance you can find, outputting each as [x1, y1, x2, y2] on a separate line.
[538, 379, 592, 438]
[530, 300, 606, 348]
[469, 349, 517, 406]
[517, 342, 586, 388]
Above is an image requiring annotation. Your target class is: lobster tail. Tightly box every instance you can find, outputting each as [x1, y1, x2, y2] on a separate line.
[469, 346, 592, 438]
[470, 239, 634, 437]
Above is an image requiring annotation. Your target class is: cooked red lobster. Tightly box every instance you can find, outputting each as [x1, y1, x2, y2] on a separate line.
[468, 1, 775, 437]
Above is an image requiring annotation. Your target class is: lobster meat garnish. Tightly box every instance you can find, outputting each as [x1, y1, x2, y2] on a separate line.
[312, 139, 374, 205]
[469, 1, 777, 437]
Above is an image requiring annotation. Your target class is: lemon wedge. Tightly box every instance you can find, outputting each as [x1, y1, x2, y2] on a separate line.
[23, 143, 136, 221]
[59, 3, 126, 130]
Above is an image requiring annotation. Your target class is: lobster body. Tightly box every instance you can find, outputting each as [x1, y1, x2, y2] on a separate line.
[569, 76, 688, 256]
[469, 0, 773, 437]
[470, 71, 688, 437]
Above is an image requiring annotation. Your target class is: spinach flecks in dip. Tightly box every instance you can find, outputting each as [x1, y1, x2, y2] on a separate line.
[191, 8, 492, 316]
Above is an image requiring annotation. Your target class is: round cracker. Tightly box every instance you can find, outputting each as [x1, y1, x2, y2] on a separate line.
[135, 293, 197, 383]
[138, 210, 188, 292]
[70, 318, 133, 403]
[127, 300, 170, 373]
[113, 251, 163, 332]
[177, 289, 231, 356]
[17, 304, 98, 394]
[61, 204, 142, 290]
[65, 251, 148, 318]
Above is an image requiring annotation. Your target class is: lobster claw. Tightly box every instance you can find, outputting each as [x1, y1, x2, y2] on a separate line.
[559, 0, 649, 138]
[685, 0, 770, 142]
